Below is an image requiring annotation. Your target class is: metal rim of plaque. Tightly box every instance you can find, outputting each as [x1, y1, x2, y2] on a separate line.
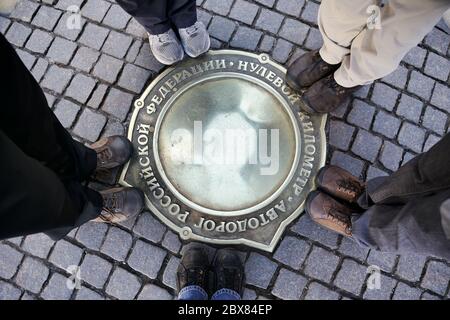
[120, 50, 327, 252]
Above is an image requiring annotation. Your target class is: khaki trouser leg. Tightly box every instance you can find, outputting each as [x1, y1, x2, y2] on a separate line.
[319, 0, 450, 88]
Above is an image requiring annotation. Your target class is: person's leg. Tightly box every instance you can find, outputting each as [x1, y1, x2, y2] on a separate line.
[177, 247, 210, 300]
[167, 0, 197, 30]
[178, 286, 208, 300]
[210, 249, 244, 301]
[335, 0, 450, 87]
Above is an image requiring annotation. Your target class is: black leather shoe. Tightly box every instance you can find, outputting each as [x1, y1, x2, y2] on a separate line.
[286, 50, 339, 90]
[90, 136, 133, 170]
[177, 247, 210, 294]
[212, 249, 244, 296]
[94, 187, 144, 223]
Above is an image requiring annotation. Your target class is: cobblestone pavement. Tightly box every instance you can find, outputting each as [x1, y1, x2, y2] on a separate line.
[1, 0, 450, 300]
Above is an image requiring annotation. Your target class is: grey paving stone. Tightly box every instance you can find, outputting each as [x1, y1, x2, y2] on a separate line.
[118, 63, 151, 93]
[0, 280, 22, 300]
[55, 0, 84, 10]
[127, 240, 167, 279]
[102, 120, 126, 138]
[338, 237, 369, 262]
[162, 256, 179, 290]
[53, 12, 85, 41]
[6, 237, 23, 246]
[380, 141, 403, 171]
[276, 0, 304, 17]
[16, 48, 36, 70]
[290, 214, 339, 249]
[366, 165, 389, 181]
[396, 93, 424, 123]
[330, 151, 365, 178]
[93, 54, 124, 83]
[229, 0, 259, 25]
[255, 9, 284, 34]
[40, 273, 73, 300]
[245, 253, 277, 289]
[304, 246, 340, 282]
[396, 253, 427, 283]
[354, 85, 371, 99]
[20, 292, 37, 300]
[79, 253, 113, 289]
[371, 83, 399, 111]
[393, 282, 422, 300]
[0, 16, 11, 34]
[421, 260, 450, 296]
[397, 122, 426, 153]
[407, 71, 435, 100]
[71, 46, 100, 72]
[304, 283, 341, 301]
[44, 93, 56, 108]
[79, 23, 109, 50]
[102, 4, 131, 30]
[208, 16, 236, 42]
[73, 108, 107, 142]
[75, 286, 105, 300]
[230, 26, 262, 51]
[424, 27, 450, 55]
[424, 52, 450, 81]
[279, 18, 308, 45]
[305, 28, 323, 50]
[134, 43, 165, 72]
[31, 5, 62, 31]
[430, 82, 450, 113]
[138, 284, 173, 300]
[31, 58, 49, 82]
[162, 231, 182, 254]
[421, 292, 441, 300]
[423, 134, 441, 152]
[125, 18, 147, 38]
[272, 38, 293, 63]
[22, 233, 55, 259]
[47, 36, 77, 64]
[5, 22, 31, 46]
[197, 9, 212, 27]
[81, 0, 111, 22]
[41, 64, 73, 94]
[15, 257, 49, 294]
[301, 0, 319, 24]
[242, 288, 257, 300]
[87, 84, 108, 109]
[49, 240, 83, 270]
[0, 243, 23, 279]
[273, 236, 310, 270]
[272, 269, 307, 300]
[363, 274, 396, 300]
[422, 106, 447, 135]
[347, 99, 375, 130]
[373, 111, 401, 139]
[402, 152, 416, 166]
[125, 39, 142, 63]
[75, 222, 108, 250]
[382, 65, 408, 89]
[403, 46, 426, 68]
[351, 130, 382, 162]
[367, 251, 398, 273]
[106, 267, 141, 300]
[25, 29, 53, 54]
[100, 226, 132, 262]
[102, 30, 133, 59]
[10, 0, 39, 22]
[133, 212, 166, 243]
[65, 74, 96, 104]
[53, 98, 80, 128]
[334, 259, 367, 296]
[259, 35, 275, 52]
[203, 0, 234, 15]
[254, 0, 275, 7]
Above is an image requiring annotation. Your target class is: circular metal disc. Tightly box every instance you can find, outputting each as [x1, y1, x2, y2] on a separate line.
[120, 50, 327, 252]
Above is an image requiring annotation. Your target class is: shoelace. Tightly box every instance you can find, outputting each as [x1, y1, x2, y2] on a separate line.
[184, 23, 200, 36]
[100, 193, 121, 221]
[325, 205, 352, 233]
[337, 179, 363, 198]
[97, 148, 112, 165]
[157, 32, 173, 43]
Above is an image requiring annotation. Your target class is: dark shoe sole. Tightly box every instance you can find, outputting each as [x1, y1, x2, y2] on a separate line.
[305, 190, 321, 218]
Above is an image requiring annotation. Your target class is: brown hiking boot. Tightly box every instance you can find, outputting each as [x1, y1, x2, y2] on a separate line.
[302, 74, 361, 114]
[316, 165, 365, 203]
[286, 50, 339, 91]
[93, 187, 145, 223]
[306, 191, 353, 236]
[89, 136, 133, 170]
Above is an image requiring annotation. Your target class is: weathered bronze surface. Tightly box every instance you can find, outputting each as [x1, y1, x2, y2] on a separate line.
[120, 50, 327, 252]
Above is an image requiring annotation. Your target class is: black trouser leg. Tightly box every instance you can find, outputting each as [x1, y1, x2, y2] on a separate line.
[0, 33, 102, 240]
[116, 0, 197, 34]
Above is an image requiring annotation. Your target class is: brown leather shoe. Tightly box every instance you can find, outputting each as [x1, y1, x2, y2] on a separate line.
[306, 191, 353, 236]
[286, 50, 339, 91]
[316, 165, 365, 203]
[90, 136, 133, 170]
[302, 74, 361, 114]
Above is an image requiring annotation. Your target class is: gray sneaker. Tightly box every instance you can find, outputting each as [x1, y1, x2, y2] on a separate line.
[148, 29, 184, 65]
[179, 21, 211, 58]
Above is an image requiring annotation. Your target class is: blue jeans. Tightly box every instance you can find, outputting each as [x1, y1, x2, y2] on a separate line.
[178, 285, 241, 300]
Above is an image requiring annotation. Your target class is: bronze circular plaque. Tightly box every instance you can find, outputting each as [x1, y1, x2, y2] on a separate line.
[120, 50, 327, 252]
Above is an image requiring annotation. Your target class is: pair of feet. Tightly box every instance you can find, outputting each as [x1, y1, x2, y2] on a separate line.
[177, 247, 244, 299]
[149, 21, 210, 65]
[286, 50, 361, 114]
[306, 165, 366, 237]
[88, 136, 144, 224]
